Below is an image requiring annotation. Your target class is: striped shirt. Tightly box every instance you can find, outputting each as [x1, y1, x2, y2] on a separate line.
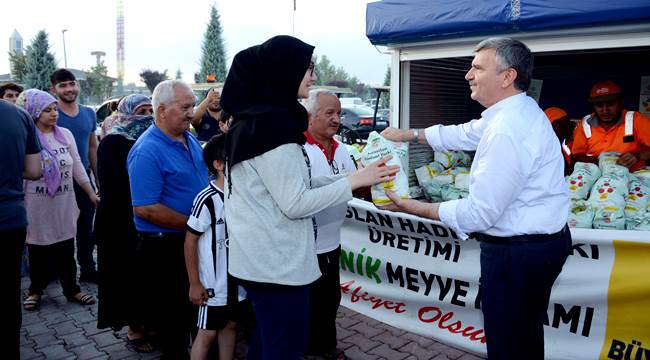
[187, 182, 245, 306]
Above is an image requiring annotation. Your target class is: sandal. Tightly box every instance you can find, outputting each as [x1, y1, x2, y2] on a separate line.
[325, 349, 348, 360]
[126, 336, 155, 353]
[67, 292, 96, 305]
[23, 294, 41, 311]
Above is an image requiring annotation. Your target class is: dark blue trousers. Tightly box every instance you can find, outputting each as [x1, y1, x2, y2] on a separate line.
[73, 178, 96, 276]
[243, 281, 310, 360]
[479, 228, 571, 360]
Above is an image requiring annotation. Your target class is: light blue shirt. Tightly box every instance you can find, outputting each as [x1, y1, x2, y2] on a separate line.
[426, 93, 570, 239]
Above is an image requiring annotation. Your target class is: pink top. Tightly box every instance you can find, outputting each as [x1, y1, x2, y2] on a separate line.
[24, 128, 90, 245]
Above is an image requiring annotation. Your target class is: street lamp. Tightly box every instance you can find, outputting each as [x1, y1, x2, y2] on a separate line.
[62, 29, 68, 68]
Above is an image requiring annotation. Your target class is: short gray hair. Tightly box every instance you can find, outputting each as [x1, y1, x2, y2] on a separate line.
[475, 37, 533, 91]
[152, 80, 195, 117]
[305, 89, 337, 116]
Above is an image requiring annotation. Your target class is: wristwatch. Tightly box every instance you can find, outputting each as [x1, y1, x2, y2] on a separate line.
[411, 129, 419, 144]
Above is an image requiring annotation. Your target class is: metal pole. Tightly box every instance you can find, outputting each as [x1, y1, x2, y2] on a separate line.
[62, 29, 68, 68]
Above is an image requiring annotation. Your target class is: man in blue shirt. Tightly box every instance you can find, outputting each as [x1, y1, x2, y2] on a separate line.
[191, 87, 222, 141]
[128, 80, 208, 359]
[0, 101, 42, 358]
[50, 69, 100, 283]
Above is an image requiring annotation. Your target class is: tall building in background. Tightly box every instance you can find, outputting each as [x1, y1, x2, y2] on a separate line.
[116, 0, 125, 94]
[9, 29, 23, 55]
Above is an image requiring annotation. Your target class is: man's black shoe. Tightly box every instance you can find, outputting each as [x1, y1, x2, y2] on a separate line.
[79, 271, 99, 283]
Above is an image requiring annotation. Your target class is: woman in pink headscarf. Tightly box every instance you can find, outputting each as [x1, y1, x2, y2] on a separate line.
[22, 89, 100, 311]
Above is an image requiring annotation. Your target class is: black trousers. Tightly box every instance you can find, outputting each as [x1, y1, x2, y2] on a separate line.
[27, 238, 81, 298]
[479, 227, 571, 360]
[73, 178, 96, 276]
[0, 227, 26, 359]
[134, 232, 191, 359]
[306, 246, 342, 355]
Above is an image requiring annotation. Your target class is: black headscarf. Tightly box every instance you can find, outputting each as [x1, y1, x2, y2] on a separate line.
[220, 35, 314, 192]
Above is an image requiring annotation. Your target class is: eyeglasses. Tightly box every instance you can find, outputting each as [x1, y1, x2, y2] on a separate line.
[330, 158, 339, 175]
[308, 62, 315, 76]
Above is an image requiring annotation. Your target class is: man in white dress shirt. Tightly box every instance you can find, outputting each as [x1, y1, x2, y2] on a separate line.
[381, 37, 571, 360]
[302, 90, 355, 360]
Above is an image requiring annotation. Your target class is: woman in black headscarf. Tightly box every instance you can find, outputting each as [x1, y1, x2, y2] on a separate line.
[220, 35, 397, 359]
[221, 36, 398, 360]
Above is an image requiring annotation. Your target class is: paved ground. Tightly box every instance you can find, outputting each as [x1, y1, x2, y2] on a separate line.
[19, 277, 483, 360]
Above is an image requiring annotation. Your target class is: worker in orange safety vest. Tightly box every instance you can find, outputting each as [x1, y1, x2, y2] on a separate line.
[544, 107, 574, 174]
[571, 80, 650, 172]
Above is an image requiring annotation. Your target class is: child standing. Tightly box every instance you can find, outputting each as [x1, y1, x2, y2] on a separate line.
[185, 134, 246, 360]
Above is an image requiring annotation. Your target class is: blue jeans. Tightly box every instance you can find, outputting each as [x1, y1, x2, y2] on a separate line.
[242, 281, 311, 360]
[479, 227, 571, 360]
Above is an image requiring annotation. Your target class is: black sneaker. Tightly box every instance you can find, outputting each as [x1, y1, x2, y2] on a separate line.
[79, 271, 99, 283]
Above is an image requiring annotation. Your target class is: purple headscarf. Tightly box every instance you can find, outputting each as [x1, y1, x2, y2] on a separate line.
[23, 89, 67, 197]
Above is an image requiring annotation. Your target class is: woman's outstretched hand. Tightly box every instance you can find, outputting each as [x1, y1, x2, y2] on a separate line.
[347, 156, 399, 190]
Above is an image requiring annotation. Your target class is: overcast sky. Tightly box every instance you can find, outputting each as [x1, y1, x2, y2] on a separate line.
[1, 0, 389, 87]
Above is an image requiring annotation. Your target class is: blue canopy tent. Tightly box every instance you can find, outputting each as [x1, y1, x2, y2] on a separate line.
[366, 0, 650, 45]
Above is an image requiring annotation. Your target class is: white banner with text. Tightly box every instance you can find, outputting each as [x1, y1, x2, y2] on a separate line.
[340, 199, 650, 360]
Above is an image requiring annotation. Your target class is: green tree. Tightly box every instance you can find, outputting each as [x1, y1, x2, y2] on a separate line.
[139, 69, 168, 92]
[9, 51, 27, 83]
[315, 55, 330, 84]
[199, 4, 227, 83]
[175, 69, 183, 80]
[24, 30, 58, 90]
[381, 65, 390, 108]
[315, 55, 371, 98]
[85, 62, 113, 103]
[316, 55, 343, 85]
[349, 76, 371, 100]
[383, 65, 390, 86]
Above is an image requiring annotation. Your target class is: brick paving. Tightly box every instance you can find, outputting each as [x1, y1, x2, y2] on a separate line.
[20, 277, 483, 360]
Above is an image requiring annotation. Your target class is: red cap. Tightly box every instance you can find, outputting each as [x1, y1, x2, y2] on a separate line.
[589, 81, 621, 103]
[544, 107, 568, 123]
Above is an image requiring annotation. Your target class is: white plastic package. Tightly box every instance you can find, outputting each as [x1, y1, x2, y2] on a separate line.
[598, 151, 621, 172]
[567, 200, 594, 229]
[566, 162, 601, 200]
[589, 175, 627, 230]
[361, 131, 410, 205]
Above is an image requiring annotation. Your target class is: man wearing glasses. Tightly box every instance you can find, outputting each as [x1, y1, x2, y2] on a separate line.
[302, 89, 355, 360]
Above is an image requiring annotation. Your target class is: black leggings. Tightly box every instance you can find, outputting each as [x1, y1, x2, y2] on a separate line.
[27, 238, 81, 298]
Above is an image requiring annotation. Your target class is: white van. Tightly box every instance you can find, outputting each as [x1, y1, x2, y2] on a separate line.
[339, 97, 365, 107]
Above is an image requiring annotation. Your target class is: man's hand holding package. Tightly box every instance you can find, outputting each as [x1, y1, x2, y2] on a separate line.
[617, 152, 639, 168]
[380, 190, 441, 220]
[381, 127, 414, 142]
